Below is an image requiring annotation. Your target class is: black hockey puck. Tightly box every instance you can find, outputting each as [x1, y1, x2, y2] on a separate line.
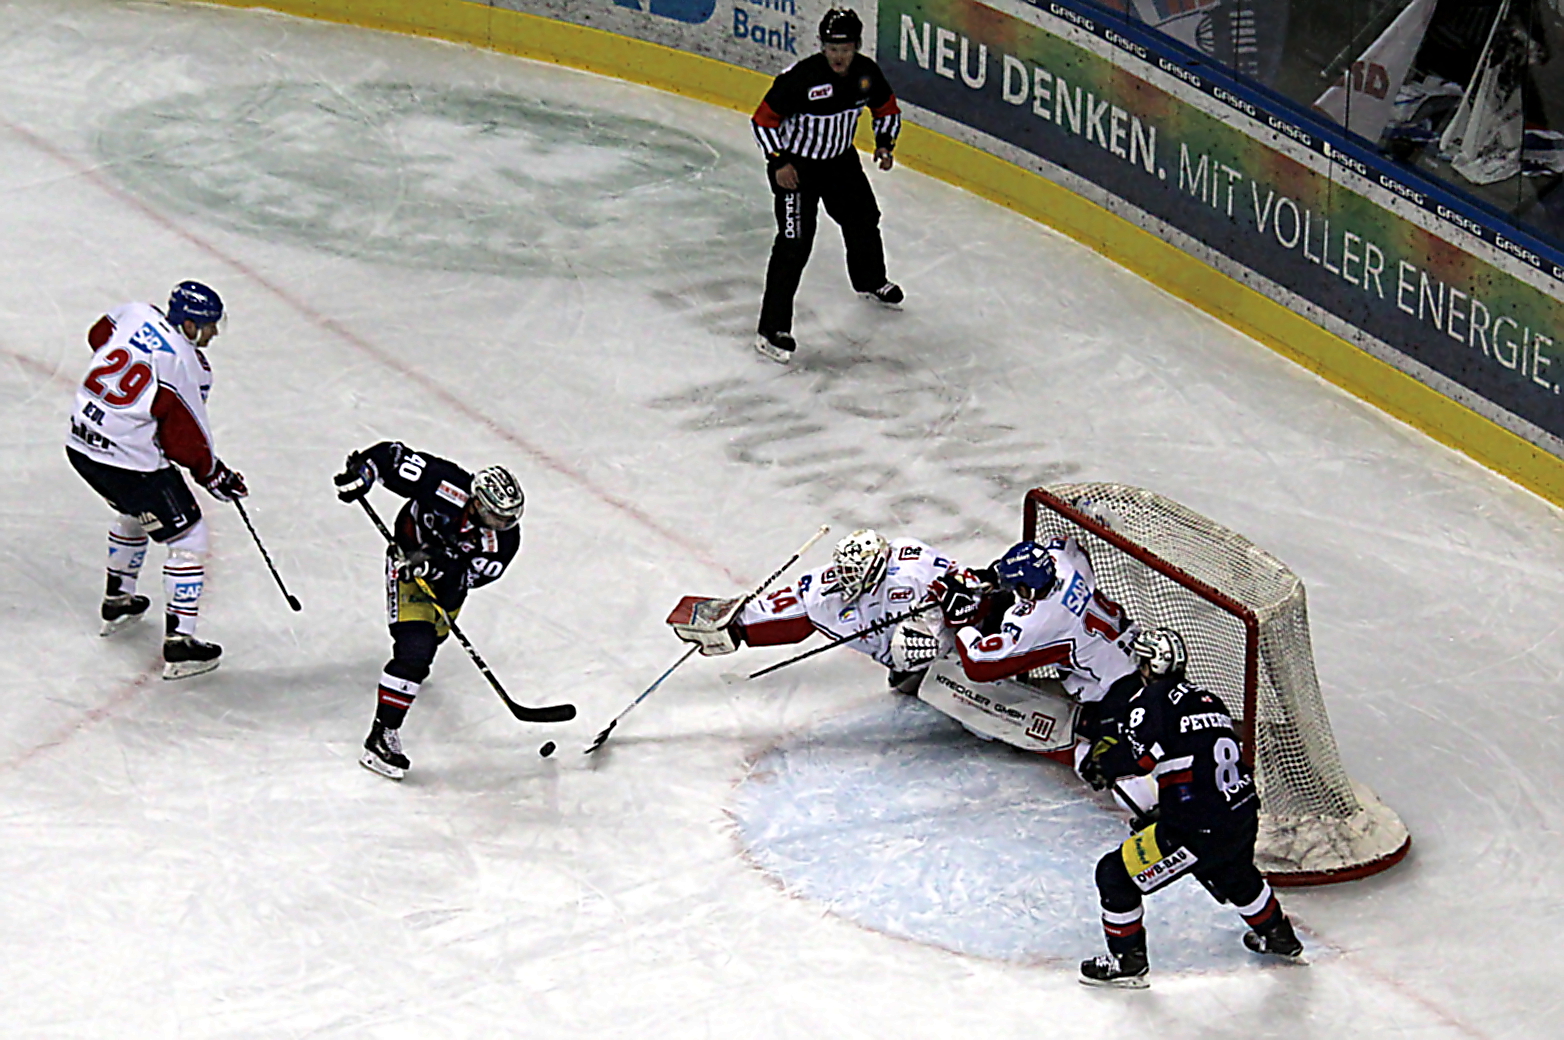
[539, 741, 556, 758]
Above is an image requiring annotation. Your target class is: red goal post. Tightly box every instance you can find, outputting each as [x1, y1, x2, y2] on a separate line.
[1024, 484, 1410, 885]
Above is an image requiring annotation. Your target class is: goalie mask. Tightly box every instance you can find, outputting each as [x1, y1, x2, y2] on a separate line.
[832, 529, 890, 602]
[1131, 627, 1188, 677]
[994, 541, 1057, 600]
[471, 465, 525, 530]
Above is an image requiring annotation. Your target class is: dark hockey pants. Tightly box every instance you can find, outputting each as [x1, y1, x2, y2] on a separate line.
[757, 151, 887, 336]
[1095, 816, 1269, 956]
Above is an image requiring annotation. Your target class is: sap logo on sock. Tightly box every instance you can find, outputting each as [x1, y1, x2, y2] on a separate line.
[611, 0, 715, 25]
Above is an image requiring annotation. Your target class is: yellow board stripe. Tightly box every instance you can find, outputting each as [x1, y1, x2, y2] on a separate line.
[200, 0, 1564, 507]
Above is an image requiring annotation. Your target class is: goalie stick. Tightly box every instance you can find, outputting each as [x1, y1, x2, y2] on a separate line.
[584, 523, 832, 754]
[723, 601, 938, 683]
[357, 498, 576, 725]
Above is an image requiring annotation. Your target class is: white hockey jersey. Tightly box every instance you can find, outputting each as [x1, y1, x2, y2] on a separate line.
[953, 536, 1137, 702]
[739, 537, 957, 668]
[65, 302, 217, 477]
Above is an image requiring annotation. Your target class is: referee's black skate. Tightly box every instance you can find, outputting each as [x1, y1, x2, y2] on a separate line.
[864, 281, 904, 306]
[360, 720, 410, 781]
[754, 329, 797, 364]
[100, 594, 151, 636]
[163, 633, 222, 680]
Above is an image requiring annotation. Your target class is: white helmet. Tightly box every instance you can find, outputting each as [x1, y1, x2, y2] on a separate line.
[832, 529, 890, 602]
[471, 465, 524, 530]
[1131, 626, 1188, 677]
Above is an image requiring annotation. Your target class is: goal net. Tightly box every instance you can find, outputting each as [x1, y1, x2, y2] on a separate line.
[1025, 483, 1410, 884]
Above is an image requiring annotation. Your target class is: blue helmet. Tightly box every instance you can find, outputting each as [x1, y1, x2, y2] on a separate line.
[994, 541, 1057, 599]
[167, 281, 224, 327]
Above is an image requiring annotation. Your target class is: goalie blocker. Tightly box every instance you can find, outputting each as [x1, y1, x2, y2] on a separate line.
[667, 596, 748, 656]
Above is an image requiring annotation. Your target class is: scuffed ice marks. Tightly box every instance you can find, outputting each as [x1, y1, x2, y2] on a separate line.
[732, 697, 1256, 968]
[94, 82, 765, 275]
[649, 351, 1079, 545]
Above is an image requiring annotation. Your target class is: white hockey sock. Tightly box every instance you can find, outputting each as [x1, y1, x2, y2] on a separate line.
[164, 558, 204, 637]
[162, 521, 210, 638]
[106, 517, 148, 597]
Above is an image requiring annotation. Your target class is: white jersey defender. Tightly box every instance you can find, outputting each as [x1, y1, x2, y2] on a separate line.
[67, 301, 217, 476]
[954, 536, 1138, 703]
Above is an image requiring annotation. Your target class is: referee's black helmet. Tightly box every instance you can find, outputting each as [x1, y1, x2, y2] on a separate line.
[819, 8, 863, 45]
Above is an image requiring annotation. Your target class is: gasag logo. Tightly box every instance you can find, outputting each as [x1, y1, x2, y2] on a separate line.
[611, 0, 715, 25]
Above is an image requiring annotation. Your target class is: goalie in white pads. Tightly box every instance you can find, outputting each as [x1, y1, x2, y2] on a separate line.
[668, 529, 974, 694]
[1080, 627, 1304, 988]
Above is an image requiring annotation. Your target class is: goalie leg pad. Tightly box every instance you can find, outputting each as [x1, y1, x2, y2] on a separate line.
[667, 595, 747, 656]
[918, 658, 1080, 753]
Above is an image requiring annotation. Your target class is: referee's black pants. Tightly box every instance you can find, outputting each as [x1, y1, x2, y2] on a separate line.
[758, 150, 887, 336]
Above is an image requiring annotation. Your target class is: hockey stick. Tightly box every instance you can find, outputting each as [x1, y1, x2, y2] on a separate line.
[357, 498, 576, 725]
[233, 499, 302, 611]
[584, 523, 832, 755]
[726, 601, 939, 682]
[582, 643, 699, 755]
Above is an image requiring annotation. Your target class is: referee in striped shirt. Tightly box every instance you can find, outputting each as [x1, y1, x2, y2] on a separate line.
[751, 8, 903, 363]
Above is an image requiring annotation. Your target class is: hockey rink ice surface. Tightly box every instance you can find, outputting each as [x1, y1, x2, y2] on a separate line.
[3, 2, 1563, 1036]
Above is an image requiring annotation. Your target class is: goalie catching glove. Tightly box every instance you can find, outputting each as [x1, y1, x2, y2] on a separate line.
[888, 617, 942, 672]
[667, 595, 748, 656]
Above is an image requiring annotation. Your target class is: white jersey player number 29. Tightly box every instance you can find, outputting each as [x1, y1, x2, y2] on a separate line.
[83, 347, 154, 408]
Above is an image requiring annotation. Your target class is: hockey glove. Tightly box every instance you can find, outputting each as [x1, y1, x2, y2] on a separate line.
[333, 453, 377, 503]
[397, 550, 441, 583]
[667, 596, 747, 656]
[889, 623, 941, 671]
[932, 573, 983, 627]
[201, 460, 248, 502]
[1079, 735, 1120, 791]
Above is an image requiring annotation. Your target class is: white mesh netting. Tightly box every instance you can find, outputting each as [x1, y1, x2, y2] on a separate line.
[1026, 483, 1410, 884]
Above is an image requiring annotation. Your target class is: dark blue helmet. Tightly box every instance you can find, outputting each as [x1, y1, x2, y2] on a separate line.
[994, 541, 1057, 599]
[819, 8, 863, 44]
[167, 281, 224, 327]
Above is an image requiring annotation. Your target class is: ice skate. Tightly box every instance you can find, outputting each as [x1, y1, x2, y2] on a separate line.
[163, 633, 222, 680]
[1243, 915, 1306, 962]
[100, 594, 151, 636]
[754, 330, 796, 364]
[1079, 950, 1149, 988]
[360, 721, 410, 781]
[863, 281, 903, 306]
